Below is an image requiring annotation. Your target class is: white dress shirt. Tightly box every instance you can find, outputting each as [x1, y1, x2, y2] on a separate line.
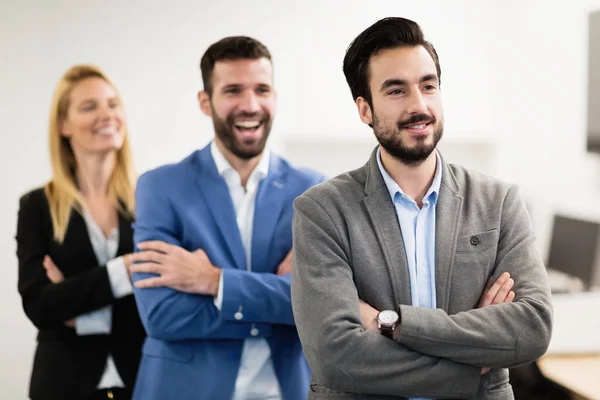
[211, 141, 282, 400]
[78, 208, 134, 389]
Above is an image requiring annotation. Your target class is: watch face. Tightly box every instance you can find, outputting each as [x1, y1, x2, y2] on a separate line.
[378, 310, 399, 326]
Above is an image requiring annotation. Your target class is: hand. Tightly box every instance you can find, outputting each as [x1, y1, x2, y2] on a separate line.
[478, 272, 515, 308]
[276, 250, 293, 276]
[359, 300, 380, 333]
[122, 253, 134, 279]
[131, 241, 222, 295]
[43, 255, 64, 283]
[43, 256, 75, 327]
[478, 272, 516, 374]
[64, 319, 76, 328]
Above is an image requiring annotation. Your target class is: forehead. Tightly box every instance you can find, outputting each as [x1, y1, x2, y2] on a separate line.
[70, 77, 116, 102]
[369, 46, 437, 87]
[212, 58, 273, 88]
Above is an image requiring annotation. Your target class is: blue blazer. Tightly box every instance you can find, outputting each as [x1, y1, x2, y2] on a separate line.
[131, 144, 324, 400]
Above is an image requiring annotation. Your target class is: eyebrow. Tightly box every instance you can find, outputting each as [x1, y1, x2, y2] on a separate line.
[221, 83, 272, 91]
[221, 84, 242, 91]
[76, 97, 118, 107]
[379, 74, 439, 92]
[77, 99, 97, 107]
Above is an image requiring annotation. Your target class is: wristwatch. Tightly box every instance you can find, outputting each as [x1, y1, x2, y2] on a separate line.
[377, 310, 400, 339]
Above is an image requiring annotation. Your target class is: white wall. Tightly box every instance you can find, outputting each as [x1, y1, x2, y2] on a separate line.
[1, 0, 599, 397]
[588, 10, 600, 145]
[490, 1, 600, 257]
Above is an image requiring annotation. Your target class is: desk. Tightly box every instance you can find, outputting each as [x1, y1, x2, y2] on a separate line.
[538, 354, 600, 400]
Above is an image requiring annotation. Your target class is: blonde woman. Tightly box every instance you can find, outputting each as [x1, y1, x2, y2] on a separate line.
[16, 65, 145, 400]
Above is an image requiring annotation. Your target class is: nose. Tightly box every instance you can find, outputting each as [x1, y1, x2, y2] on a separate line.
[239, 91, 260, 113]
[407, 90, 428, 115]
[99, 104, 117, 121]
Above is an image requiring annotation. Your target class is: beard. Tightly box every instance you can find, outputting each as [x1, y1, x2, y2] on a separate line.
[373, 112, 443, 167]
[211, 105, 272, 160]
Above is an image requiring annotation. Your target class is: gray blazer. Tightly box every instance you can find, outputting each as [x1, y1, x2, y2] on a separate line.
[291, 147, 553, 400]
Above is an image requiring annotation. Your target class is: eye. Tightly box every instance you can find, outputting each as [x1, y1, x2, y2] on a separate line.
[256, 87, 271, 95]
[388, 89, 405, 96]
[423, 84, 437, 91]
[225, 88, 240, 95]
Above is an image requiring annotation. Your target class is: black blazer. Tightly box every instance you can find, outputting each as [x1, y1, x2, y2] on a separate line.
[16, 188, 146, 400]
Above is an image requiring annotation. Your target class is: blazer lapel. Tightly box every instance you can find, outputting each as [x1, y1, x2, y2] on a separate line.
[434, 159, 462, 311]
[192, 147, 246, 270]
[363, 147, 412, 306]
[251, 155, 287, 272]
[117, 209, 134, 258]
[67, 210, 99, 268]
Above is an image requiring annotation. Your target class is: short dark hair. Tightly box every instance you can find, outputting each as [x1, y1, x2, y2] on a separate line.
[200, 36, 272, 96]
[343, 17, 441, 106]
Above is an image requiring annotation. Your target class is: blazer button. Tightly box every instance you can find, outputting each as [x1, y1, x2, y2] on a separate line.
[234, 312, 244, 320]
[470, 236, 480, 246]
[250, 328, 259, 336]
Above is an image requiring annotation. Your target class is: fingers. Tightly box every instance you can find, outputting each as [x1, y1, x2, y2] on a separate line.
[43, 255, 57, 270]
[138, 241, 172, 254]
[492, 277, 515, 305]
[123, 253, 133, 268]
[134, 277, 168, 289]
[478, 272, 511, 308]
[129, 262, 163, 275]
[506, 290, 516, 303]
[276, 261, 292, 276]
[43, 255, 64, 283]
[276, 250, 294, 276]
[485, 276, 493, 291]
[132, 250, 165, 264]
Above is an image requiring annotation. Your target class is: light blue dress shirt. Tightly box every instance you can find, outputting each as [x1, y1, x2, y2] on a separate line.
[376, 148, 442, 400]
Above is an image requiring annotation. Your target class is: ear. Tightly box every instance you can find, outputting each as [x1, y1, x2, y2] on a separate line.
[198, 91, 212, 117]
[356, 97, 373, 126]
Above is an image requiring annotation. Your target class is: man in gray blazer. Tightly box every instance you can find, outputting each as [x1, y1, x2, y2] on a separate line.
[291, 17, 553, 400]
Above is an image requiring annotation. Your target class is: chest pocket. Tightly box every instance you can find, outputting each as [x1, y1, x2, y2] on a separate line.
[456, 229, 499, 254]
[449, 229, 500, 310]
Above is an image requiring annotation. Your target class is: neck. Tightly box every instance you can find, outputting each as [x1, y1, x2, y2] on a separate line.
[380, 148, 438, 207]
[73, 149, 115, 198]
[215, 139, 263, 188]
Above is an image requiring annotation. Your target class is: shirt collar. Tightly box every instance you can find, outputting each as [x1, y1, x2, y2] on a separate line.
[210, 140, 270, 182]
[376, 146, 443, 204]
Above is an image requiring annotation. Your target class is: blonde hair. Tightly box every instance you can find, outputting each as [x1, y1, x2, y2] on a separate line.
[45, 64, 136, 243]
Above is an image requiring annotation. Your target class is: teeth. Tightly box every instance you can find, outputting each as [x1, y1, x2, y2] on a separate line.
[95, 127, 116, 135]
[235, 121, 260, 129]
[408, 124, 426, 130]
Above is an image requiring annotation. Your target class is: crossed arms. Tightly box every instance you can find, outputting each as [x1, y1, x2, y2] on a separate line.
[290, 188, 553, 399]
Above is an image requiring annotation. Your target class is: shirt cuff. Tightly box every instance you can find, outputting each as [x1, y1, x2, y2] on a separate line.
[213, 271, 224, 311]
[75, 306, 112, 335]
[106, 256, 133, 299]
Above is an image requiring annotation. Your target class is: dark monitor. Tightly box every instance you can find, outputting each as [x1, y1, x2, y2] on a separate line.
[547, 214, 600, 290]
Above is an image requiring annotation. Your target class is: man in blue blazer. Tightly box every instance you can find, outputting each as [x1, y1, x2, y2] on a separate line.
[129, 36, 325, 400]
